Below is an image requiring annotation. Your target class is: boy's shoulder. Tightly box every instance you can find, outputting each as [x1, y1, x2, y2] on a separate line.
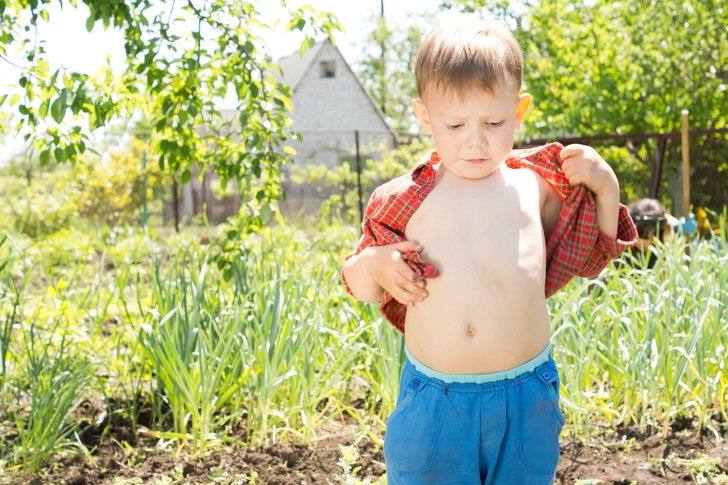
[507, 142, 563, 167]
[369, 150, 435, 202]
[372, 171, 415, 199]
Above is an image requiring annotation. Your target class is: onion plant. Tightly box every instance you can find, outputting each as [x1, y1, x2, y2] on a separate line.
[550, 234, 728, 436]
[0, 235, 20, 407]
[226, 230, 367, 444]
[137, 249, 248, 447]
[14, 320, 92, 471]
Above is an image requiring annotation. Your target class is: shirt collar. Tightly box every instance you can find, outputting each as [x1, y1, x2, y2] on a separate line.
[411, 150, 440, 181]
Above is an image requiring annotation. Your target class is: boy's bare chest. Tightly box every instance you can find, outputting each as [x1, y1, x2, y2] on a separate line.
[405, 169, 545, 275]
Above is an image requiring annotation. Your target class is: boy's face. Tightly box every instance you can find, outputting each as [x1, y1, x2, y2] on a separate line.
[413, 85, 530, 180]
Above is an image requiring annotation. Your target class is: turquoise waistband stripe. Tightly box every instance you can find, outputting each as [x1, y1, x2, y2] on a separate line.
[404, 342, 552, 384]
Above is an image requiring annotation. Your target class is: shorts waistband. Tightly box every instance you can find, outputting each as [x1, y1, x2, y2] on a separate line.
[404, 342, 552, 384]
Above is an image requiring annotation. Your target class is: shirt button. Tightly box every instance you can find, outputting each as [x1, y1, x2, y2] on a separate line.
[542, 372, 551, 381]
[410, 378, 421, 389]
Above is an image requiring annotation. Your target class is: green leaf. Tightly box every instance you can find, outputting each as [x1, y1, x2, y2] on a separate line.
[54, 147, 65, 162]
[50, 97, 65, 124]
[64, 144, 75, 160]
[39, 149, 50, 165]
[181, 169, 191, 184]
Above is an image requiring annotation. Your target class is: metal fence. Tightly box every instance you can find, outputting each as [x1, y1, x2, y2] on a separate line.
[516, 126, 728, 218]
[162, 125, 727, 228]
[279, 128, 396, 217]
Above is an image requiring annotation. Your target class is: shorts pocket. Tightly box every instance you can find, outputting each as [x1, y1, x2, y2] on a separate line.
[545, 376, 566, 427]
[384, 376, 443, 476]
[385, 386, 417, 426]
[516, 366, 563, 476]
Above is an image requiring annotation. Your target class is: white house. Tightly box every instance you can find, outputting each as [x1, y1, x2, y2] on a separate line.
[172, 38, 396, 222]
[276, 38, 397, 214]
[277, 38, 396, 168]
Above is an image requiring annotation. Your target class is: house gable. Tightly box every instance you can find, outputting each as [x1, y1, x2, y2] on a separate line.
[289, 39, 393, 135]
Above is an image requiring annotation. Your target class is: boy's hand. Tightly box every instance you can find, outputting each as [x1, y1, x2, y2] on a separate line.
[559, 144, 619, 197]
[560, 144, 620, 238]
[365, 240, 429, 306]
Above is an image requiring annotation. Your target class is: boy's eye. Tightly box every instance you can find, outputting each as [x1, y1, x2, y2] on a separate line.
[447, 123, 463, 129]
[486, 121, 504, 127]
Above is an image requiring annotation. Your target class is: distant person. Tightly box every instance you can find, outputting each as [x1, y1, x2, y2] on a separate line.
[628, 197, 695, 268]
[342, 17, 637, 484]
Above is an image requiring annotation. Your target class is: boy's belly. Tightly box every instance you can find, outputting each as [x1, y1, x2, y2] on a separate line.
[403, 263, 551, 374]
[405, 264, 550, 374]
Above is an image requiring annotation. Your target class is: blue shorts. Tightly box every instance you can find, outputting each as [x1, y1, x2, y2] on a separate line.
[383, 344, 564, 485]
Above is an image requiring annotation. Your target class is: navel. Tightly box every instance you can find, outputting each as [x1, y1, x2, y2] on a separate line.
[466, 323, 476, 337]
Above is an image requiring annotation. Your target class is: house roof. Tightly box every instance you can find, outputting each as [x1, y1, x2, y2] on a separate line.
[276, 40, 327, 91]
[275, 38, 397, 141]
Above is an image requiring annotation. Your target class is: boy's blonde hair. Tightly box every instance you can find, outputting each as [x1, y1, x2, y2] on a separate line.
[415, 18, 524, 99]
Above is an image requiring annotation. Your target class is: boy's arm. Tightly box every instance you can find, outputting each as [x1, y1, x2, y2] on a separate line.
[343, 241, 428, 305]
[559, 144, 620, 239]
[539, 143, 637, 295]
[342, 186, 431, 307]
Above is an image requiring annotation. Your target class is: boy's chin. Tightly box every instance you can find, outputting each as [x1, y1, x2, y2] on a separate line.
[444, 161, 504, 180]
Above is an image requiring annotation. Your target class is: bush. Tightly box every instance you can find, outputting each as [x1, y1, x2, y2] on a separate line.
[77, 138, 165, 225]
[0, 170, 80, 239]
[291, 141, 430, 225]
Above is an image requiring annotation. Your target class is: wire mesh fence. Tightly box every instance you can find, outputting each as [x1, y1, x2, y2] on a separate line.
[160, 126, 727, 229]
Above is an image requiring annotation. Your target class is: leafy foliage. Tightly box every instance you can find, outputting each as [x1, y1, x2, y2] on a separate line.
[354, 13, 431, 135]
[291, 142, 430, 226]
[76, 137, 165, 225]
[0, 0, 342, 229]
[0, 166, 80, 238]
[0, 136, 164, 236]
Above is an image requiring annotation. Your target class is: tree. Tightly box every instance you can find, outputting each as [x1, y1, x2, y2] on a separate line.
[353, 11, 432, 137]
[0, 0, 342, 228]
[439, 0, 728, 210]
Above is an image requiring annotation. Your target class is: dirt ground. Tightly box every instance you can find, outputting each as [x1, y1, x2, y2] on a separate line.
[2, 419, 727, 485]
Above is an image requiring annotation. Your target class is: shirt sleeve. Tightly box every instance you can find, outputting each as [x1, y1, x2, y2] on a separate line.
[575, 203, 638, 278]
[545, 186, 638, 297]
[341, 190, 387, 296]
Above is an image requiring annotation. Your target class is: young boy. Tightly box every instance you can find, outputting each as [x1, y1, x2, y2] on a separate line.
[342, 18, 637, 485]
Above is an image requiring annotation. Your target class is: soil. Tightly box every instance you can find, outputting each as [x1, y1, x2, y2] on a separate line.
[2, 420, 726, 485]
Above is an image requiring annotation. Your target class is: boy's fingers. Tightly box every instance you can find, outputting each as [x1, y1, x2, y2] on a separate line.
[391, 287, 421, 306]
[392, 240, 423, 253]
[387, 268, 427, 301]
[560, 144, 585, 161]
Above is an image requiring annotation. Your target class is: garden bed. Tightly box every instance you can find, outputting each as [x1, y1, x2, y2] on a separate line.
[5, 421, 727, 484]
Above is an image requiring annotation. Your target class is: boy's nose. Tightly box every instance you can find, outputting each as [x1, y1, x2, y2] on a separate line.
[468, 128, 488, 148]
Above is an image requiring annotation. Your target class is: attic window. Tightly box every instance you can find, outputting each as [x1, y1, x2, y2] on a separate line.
[320, 61, 336, 78]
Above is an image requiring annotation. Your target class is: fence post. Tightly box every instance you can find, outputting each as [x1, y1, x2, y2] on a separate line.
[648, 135, 666, 199]
[172, 179, 180, 233]
[681, 110, 690, 217]
[142, 149, 148, 230]
[355, 130, 364, 226]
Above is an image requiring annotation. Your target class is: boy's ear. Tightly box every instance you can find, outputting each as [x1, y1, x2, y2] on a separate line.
[412, 99, 433, 135]
[515, 93, 531, 131]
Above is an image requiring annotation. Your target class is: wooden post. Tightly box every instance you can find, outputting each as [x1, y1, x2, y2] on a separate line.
[680, 110, 690, 218]
[354, 130, 364, 227]
[172, 179, 180, 233]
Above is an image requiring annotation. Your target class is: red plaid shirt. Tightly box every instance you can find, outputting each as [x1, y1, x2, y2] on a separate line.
[343, 142, 638, 333]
